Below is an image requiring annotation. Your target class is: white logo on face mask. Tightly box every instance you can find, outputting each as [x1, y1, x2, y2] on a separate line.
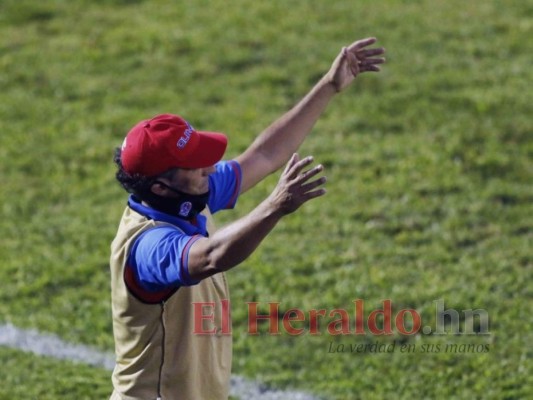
[179, 201, 193, 217]
[177, 124, 194, 149]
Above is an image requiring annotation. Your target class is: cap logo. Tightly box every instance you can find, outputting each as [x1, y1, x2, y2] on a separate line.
[179, 201, 193, 217]
[177, 124, 194, 149]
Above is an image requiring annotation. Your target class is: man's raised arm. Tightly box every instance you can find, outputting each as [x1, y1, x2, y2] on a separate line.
[235, 37, 385, 194]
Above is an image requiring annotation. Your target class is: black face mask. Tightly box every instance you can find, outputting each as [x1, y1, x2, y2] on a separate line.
[147, 181, 210, 220]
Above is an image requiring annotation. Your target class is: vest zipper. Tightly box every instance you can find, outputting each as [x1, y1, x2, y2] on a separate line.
[157, 301, 166, 400]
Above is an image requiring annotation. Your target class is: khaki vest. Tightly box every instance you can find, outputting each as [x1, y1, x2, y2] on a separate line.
[109, 206, 232, 400]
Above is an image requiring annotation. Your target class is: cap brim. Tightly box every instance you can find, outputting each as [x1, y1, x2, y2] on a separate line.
[184, 131, 228, 168]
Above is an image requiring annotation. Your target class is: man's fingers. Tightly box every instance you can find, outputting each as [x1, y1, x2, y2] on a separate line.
[359, 47, 386, 57]
[301, 187, 327, 201]
[275, 157, 327, 213]
[360, 57, 385, 66]
[300, 176, 327, 193]
[286, 155, 315, 178]
[283, 153, 300, 174]
[294, 163, 324, 184]
[348, 37, 377, 51]
[362, 65, 381, 72]
[289, 165, 324, 186]
[342, 40, 385, 77]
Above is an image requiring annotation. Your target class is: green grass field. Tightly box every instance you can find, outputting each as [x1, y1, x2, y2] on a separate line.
[1, 0, 531, 399]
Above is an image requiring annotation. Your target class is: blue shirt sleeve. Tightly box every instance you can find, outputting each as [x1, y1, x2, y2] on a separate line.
[208, 160, 242, 214]
[127, 160, 241, 293]
[128, 226, 201, 292]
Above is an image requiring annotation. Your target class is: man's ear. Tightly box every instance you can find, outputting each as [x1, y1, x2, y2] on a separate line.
[150, 181, 167, 196]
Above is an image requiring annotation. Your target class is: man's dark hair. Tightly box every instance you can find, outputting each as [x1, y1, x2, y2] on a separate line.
[114, 147, 174, 203]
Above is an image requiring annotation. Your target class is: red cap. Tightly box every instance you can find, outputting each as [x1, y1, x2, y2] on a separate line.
[120, 114, 228, 176]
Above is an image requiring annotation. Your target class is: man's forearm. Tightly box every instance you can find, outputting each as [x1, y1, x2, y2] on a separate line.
[188, 198, 283, 279]
[248, 76, 336, 173]
[209, 199, 282, 271]
[236, 76, 337, 193]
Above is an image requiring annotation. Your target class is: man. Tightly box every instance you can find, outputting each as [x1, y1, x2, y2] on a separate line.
[110, 37, 385, 400]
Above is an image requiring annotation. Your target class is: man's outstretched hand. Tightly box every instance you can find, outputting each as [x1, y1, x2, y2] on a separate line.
[268, 154, 327, 215]
[326, 37, 386, 92]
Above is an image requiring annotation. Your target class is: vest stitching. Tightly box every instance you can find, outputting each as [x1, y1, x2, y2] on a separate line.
[157, 301, 166, 399]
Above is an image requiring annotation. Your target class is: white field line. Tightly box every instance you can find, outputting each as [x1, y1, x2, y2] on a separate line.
[0, 323, 320, 400]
